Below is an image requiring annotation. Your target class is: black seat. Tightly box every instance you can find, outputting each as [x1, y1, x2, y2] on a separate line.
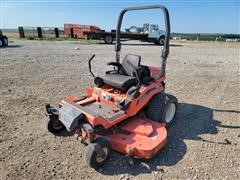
[102, 74, 137, 92]
[97, 54, 153, 93]
[100, 54, 141, 92]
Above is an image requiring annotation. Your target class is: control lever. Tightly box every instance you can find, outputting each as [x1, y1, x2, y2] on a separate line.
[88, 54, 96, 77]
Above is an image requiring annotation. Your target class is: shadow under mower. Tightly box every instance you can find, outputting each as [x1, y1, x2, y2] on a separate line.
[45, 5, 178, 169]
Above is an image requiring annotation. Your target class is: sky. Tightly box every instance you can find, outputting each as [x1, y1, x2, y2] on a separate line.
[0, 0, 239, 34]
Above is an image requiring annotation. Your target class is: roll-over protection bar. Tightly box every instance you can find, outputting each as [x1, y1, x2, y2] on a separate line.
[115, 5, 170, 77]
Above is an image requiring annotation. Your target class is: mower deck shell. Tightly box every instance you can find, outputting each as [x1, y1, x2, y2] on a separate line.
[59, 98, 168, 159]
[106, 118, 167, 159]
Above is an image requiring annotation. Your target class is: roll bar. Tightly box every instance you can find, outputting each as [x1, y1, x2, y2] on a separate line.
[115, 5, 170, 77]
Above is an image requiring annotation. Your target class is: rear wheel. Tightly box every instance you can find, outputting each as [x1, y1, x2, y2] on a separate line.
[104, 35, 113, 44]
[0, 39, 3, 47]
[159, 36, 165, 46]
[146, 93, 178, 126]
[84, 137, 111, 169]
[3, 37, 8, 46]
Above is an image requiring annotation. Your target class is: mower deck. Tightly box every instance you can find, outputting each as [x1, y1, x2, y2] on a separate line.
[106, 117, 167, 159]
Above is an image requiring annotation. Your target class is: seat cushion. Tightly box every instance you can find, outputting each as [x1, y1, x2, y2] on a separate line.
[102, 74, 137, 92]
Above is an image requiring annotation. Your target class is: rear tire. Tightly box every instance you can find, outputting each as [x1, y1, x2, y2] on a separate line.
[146, 93, 178, 126]
[84, 137, 111, 169]
[104, 35, 113, 44]
[3, 37, 8, 46]
[159, 36, 165, 46]
[0, 39, 3, 47]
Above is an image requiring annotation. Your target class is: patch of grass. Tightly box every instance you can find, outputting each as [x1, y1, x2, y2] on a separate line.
[73, 39, 100, 45]
[25, 36, 69, 41]
[22, 36, 99, 44]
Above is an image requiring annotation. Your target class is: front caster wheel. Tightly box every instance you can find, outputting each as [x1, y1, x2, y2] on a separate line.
[46, 116, 65, 134]
[84, 137, 111, 169]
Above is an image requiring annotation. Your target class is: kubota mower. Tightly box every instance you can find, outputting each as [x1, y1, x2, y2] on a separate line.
[45, 5, 178, 169]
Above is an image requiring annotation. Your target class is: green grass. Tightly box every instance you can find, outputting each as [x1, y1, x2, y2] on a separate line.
[22, 36, 100, 44]
[25, 36, 72, 41]
[73, 39, 100, 45]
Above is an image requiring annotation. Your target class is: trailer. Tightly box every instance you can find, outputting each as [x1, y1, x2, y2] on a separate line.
[64, 24, 101, 39]
[86, 23, 166, 45]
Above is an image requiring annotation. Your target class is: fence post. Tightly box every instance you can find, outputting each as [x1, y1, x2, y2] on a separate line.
[55, 28, 59, 38]
[37, 27, 43, 38]
[70, 28, 74, 38]
[18, 26, 25, 38]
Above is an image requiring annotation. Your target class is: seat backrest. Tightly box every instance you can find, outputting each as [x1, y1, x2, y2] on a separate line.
[121, 54, 141, 76]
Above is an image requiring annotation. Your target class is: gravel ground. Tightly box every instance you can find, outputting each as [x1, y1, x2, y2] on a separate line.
[0, 40, 240, 180]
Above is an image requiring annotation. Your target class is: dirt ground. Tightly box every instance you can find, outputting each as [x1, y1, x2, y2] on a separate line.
[0, 40, 239, 180]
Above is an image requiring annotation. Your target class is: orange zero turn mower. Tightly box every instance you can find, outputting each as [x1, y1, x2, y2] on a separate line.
[45, 5, 178, 169]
